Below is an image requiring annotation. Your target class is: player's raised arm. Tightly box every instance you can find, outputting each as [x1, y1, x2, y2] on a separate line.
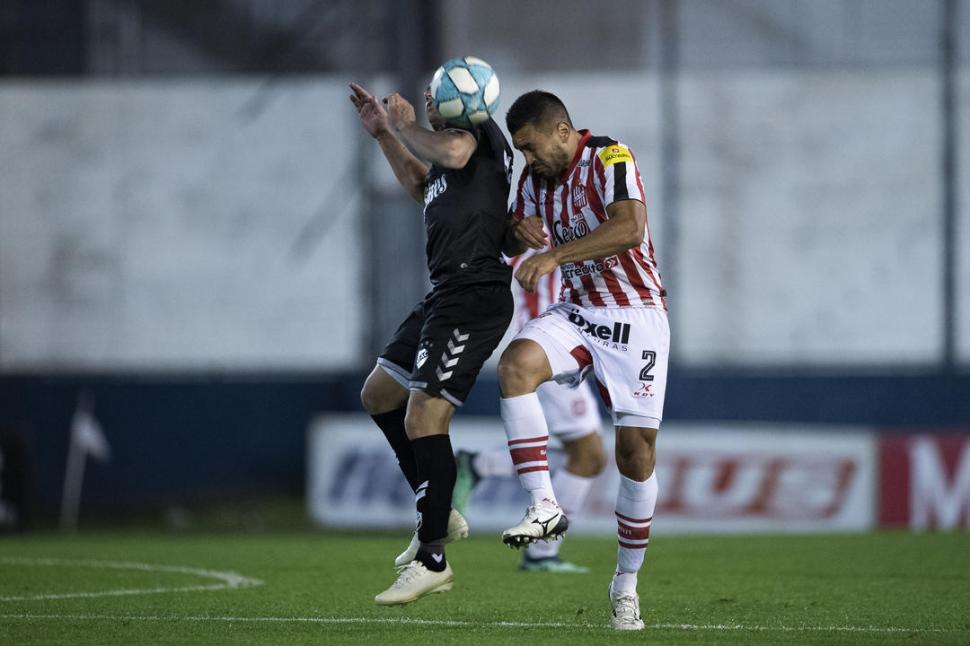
[349, 83, 429, 205]
[384, 93, 477, 170]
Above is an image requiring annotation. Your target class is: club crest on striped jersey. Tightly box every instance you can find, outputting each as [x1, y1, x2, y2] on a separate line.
[572, 185, 587, 210]
[598, 144, 633, 167]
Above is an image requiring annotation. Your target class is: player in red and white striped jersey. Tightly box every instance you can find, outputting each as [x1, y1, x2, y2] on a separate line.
[452, 241, 607, 573]
[497, 91, 670, 631]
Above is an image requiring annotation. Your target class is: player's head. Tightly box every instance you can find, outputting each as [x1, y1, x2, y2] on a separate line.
[424, 85, 447, 131]
[506, 90, 575, 180]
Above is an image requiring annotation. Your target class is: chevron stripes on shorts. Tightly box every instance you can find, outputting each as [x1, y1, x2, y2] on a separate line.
[377, 282, 513, 407]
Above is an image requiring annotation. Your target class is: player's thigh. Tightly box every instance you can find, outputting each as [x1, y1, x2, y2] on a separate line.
[411, 281, 514, 407]
[511, 303, 595, 390]
[376, 298, 428, 389]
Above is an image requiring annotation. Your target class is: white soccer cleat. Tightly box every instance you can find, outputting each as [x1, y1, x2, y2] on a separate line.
[374, 560, 454, 606]
[609, 581, 645, 631]
[501, 499, 568, 548]
[393, 508, 469, 567]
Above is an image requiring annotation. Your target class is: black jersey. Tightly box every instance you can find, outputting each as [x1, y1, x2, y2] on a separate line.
[422, 119, 514, 287]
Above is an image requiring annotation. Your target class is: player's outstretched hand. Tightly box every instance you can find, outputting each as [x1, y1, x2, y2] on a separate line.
[384, 93, 417, 132]
[349, 83, 389, 138]
[514, 216, 548, 250]
[515, 251, 558, 293]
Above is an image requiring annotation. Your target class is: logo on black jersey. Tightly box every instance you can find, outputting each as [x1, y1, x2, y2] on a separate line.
[567, 310, 630, 351]
[424, 175, 448, 206]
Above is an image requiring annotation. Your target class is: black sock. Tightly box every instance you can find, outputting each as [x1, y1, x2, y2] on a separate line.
[411, 434, 457, 550]
[416, 540, 447, 572]
[371, 408, 420, 492]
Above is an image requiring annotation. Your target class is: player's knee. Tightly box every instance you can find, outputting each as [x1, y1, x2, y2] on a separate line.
[615, 434, 656, 480]
[497, 343, 546, 396]
[403, 408, 421, 439]
[360, 373, 404, 415]
[359, 381, 381, 414]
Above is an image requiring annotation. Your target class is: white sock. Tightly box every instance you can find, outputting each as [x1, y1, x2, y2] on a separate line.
[471, 447, 514, 478]
[526, 469, 595, 559]
[612, 473, 658, 593]
[500, 394, 557, 506]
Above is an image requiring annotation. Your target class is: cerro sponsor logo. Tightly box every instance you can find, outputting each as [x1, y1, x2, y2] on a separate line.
[424, 175, 448, 205]
[567, 310, 631, 346]
[578, 159, 591, 167]
[659, 452, 858, 520]
[561, 256, 618, 280]
[552, 218, 589, 245]
[572, 185, 588, 210]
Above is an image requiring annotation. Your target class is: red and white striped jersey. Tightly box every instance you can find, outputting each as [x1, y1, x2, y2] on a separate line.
[510, 130, 666, 309]
[508, 246, 561, 333]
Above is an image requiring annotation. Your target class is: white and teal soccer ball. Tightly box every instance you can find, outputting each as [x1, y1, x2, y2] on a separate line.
[430, 56, 500, 129]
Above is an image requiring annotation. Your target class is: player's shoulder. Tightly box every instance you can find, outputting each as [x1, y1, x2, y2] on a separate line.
[471, 118, 511, 154]
[585, 134, 618, 149]
[585, 134, 636, 168]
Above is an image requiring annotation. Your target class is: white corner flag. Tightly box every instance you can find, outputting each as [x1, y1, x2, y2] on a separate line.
[60, 394, 111, 531]
[71, 408, 111, 462]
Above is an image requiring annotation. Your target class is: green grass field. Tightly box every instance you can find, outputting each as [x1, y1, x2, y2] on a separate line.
[1, 531, 968, 645]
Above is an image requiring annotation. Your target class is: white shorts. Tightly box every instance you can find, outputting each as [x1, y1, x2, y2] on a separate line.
[516, 303, 669, 429]
[536, 379, 601, 442]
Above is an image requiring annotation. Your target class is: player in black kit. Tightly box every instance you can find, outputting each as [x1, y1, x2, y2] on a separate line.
[350, 81, 514, 605]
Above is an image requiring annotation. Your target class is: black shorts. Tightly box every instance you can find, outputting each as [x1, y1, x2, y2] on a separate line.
[378, 281, 513, 406]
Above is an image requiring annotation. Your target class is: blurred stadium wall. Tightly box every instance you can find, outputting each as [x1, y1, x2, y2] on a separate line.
[0, 0, 968, 530]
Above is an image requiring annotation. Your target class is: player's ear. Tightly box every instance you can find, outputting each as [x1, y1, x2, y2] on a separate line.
[557, 121, 570, 141]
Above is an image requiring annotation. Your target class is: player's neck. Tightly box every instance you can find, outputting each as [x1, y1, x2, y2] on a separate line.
[555, 129, 584, 182]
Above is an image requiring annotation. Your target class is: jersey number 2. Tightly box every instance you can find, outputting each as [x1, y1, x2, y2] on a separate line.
[639, 351, 656, 381]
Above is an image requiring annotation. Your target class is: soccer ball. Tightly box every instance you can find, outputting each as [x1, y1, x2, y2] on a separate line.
[430, 56, 500, 129]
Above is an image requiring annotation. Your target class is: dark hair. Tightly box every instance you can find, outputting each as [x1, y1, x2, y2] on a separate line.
[505, 90, 573, 136]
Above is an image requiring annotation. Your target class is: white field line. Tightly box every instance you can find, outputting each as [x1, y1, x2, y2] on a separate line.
[0, 614, 964, 634]
[0, 557, 262, 602]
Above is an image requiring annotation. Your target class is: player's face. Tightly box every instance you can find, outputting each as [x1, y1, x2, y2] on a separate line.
[425, 86, 446, 131]
[512, 122, 571, 181]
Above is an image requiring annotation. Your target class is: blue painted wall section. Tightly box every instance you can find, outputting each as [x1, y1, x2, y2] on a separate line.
[1, 371, 968, 512]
